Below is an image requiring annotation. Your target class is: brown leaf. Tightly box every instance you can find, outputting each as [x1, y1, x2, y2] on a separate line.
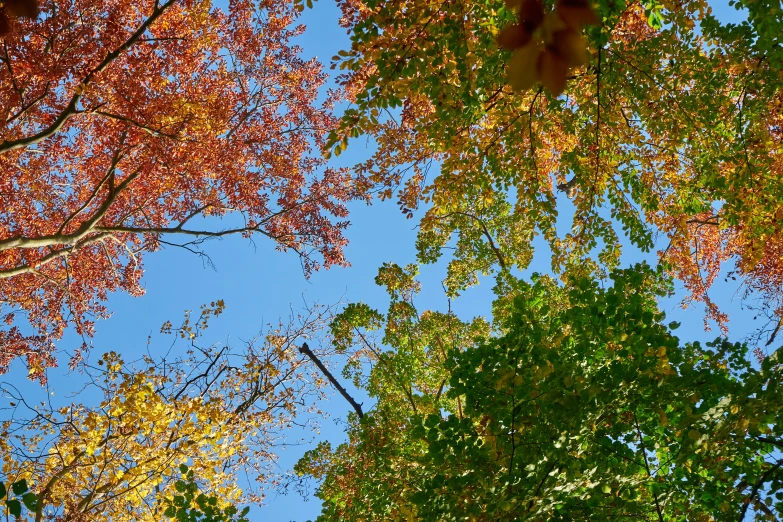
[5, 0, 39, 19]
[538, 48, 568, 95]
[507, 42, 542, 92]
[519, 0, 545, 32]
[497, 24, 532, 50]
[556, 3, 599, 31]
[550, 28, 588, 66]
[0, 12, 10, 35]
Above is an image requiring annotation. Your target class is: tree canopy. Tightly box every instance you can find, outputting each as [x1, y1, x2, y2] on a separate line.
[1, 0, 782, 520]
[298, 264, 783, 520]
[327, 0, 783, 328]
[0, 0, 362, 379]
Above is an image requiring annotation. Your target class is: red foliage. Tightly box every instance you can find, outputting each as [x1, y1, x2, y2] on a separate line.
[0, 0, 362, 379]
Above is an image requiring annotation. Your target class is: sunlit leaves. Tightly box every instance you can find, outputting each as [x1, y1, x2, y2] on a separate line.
[162, 466, 251, 522]
[0, 0, 361, 377]
[302, 265, 783, 520]
[326, 0, 783, 336]
[0, 302, 336, 520]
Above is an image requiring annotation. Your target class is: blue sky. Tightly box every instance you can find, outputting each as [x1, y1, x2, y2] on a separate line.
[4, 0, 755, 520]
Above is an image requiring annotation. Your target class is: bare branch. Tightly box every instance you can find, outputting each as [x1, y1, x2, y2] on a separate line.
[298, 342, 363, 419]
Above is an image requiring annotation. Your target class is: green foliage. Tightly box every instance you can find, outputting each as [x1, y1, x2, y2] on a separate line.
[1, 478, 38, 518]
[161, 466, 251, 522]
[301, 264, 783, 520]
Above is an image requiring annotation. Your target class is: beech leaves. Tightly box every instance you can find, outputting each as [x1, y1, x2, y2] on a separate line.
[500, 0, 597, 94]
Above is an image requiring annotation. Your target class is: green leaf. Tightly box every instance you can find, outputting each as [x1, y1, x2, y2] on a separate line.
[6, 499, 21, 518]
[21, 492, 37, 512]
[10, 480, 27, 496]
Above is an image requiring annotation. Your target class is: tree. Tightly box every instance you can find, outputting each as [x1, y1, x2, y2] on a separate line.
[0, 0, 364, 379]
[0, 300, 336, 521]
[297, 264, 783, 520]
[324, 0, 783, 336]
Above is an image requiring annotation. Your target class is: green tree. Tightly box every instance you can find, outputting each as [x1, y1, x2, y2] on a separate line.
[298, 264, 783, 520]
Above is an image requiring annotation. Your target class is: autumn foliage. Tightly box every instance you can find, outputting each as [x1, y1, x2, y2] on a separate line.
[299, 264, 783, 520]
[0, 302, 335, 520]
[327, 0, 783, 336]
[0, 0, 362, 378]
[2, 0, 783, 520]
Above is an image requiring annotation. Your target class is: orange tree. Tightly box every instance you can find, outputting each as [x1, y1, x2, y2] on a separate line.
[0, 0, 365, 379]
[325, 0, 783, 336]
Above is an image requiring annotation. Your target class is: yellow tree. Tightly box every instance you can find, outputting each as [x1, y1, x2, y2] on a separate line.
[0, 301, 336, 521]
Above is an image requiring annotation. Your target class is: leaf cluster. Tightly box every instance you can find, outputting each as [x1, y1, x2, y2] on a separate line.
[162, 465, 251, 522]
[0, 479, 38, 519]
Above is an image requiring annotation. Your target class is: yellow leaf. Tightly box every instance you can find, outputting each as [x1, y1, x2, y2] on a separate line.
[551, 29, 588, 66]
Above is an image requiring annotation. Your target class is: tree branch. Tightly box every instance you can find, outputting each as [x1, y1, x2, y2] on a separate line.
[435, 211, 507, 270]
[0, 0, 179, 153]
[298, 342, 363, 419]
[0, 164, 140, 252]
[739, 459, 783, 522]
[634, 413, 664, 522]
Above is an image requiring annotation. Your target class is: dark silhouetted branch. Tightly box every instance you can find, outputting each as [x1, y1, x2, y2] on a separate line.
[299, 342, 363, 419]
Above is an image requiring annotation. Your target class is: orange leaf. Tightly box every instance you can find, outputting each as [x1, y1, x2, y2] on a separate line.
[497, 24, 532, 50]
[519, 0, 545, 32]
[5, 0, 39, 18]
[551, 28, 588, 66]
[0, 12, 10, 35]
[556, 2, 599, 31]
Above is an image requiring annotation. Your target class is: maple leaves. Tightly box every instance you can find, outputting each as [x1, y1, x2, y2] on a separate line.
[499, 0, 597, 94]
